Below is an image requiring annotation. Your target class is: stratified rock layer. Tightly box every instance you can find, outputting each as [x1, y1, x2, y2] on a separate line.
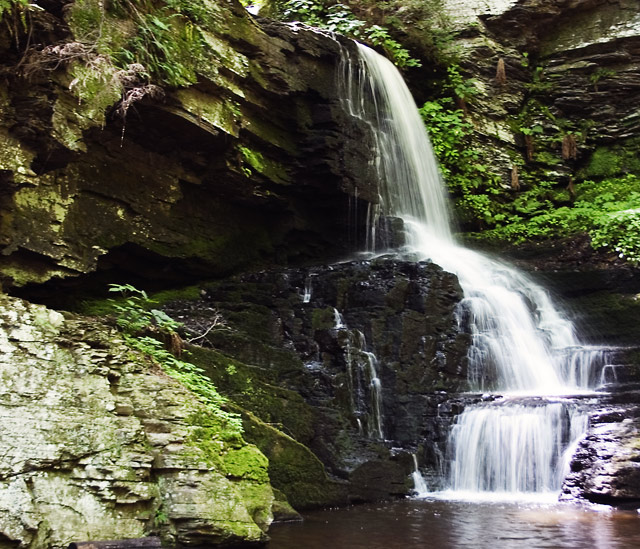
[164, 257, 470, 504]
[441, 0, 640, 182]
[0, 1, 374, 291]
[0, 294, 273, 548]
[562, 393, 640, 505]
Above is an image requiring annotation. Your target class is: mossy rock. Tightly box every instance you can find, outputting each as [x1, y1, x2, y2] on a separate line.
[241, 411, 348, 510]
[581, 138, 640, 180]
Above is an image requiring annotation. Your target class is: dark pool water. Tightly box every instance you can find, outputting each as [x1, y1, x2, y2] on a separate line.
[267, 498, 640, 549]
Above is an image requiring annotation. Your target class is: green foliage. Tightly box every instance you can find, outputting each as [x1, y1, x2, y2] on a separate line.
[108, 283, 180, 333]
[479, 175, 640, 265]
[581, 141, 640, 179]
[443, 65, 478, 103]
[279, 0, 420, 68]
[419, 96, 502, 226]
[589, 67, 616, 89]
[520, 125, 543, 137]
[106, 0, 205, 87]
[107, 283, 243, 434]
[0, 0, 27, 17]
[591, 209, 640, 265]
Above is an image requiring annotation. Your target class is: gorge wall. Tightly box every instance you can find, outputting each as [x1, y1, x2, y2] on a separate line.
[0, 0, 377, 295]
[1, 0, 640, 546]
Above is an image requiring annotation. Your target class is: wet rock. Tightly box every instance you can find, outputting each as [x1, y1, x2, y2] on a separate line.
[163, 257, 470, 503]
[422, 0, 640, 226]
[562, 405, 640, 505]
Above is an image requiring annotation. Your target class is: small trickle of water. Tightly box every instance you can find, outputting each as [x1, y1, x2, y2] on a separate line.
[333, 307, 346, 329]
[336, 316, 384, 439]
[600, 363, 620, 386]
[412, 454, 429, 495]
[302, 275, 313, 303]
[363, 351, 384, 439]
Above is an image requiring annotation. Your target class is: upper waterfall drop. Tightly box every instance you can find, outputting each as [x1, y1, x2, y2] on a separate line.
[340, 43, 453, 243]
[340, 43, 602, 395]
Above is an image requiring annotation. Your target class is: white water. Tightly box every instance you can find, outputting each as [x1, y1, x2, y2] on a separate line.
[335, 314, 384, 439]
[447, 400, 587, 494]
[302, 275, 313, 303]
[341, 43, 607, 497]
[412, 454, 429, 495]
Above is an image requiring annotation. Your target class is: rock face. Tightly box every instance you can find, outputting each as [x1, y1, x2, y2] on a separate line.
[562, 387, 640, 505]
[430, 0, 640, 345]
[0, 1, 374, 292]
[164, 257, 470, 504]
[0, 294, 273, 548]
[433, 0, 640, 207]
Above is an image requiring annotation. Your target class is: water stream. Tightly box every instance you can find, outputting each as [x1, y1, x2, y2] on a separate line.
[340, 43, 608, 498]
[267, 499, 640, 549]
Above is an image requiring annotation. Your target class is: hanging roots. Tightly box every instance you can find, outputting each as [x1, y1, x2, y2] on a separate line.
[562, 134, 578, 160]
[524, 134, 534, 162]
[511, 165, 520, 190]
[495, 58, 507, 85]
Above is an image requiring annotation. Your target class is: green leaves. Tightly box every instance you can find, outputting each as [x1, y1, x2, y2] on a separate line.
[280, 0, 421, 68]
[0, 0, 28, 18]
[591, 209, 640, 265]
[419, 93, 501, 227]
[480, 175, 640, 265]
[108, 283, 242, 433]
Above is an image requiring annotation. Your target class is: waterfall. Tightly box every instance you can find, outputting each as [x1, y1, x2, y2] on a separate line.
[412, 454, 429, 495]
[341, 43, 606, 498]
[447, 400, 587, 495]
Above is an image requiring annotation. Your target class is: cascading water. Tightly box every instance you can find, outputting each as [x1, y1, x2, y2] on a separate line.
[340, 42, 608, 498]
[332, 308, 384, 439]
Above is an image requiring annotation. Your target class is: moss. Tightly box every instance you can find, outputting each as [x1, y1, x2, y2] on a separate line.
[311, 307, 335, 331]
[533, 150, 563, 166]
[151, 285, 202, 304]
[238, 145, 290, 185]
[222, 445, 269, 483]
[241, 411, 347, 510]
[146, 226, 274, 273]
[185, 410, 242, 470]
[581, 140, 640, 179]
[174, 88, 241, 137]
[187, 346, 314, 443]
[183, 344, 347, 510]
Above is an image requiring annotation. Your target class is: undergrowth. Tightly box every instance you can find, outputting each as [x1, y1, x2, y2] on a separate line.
[107, 283, 243, 434]
[276, 0, 420, 68]
[419, 69, 503, 228]
[476, 175, 640, 265]
[0, 0, 27, 17]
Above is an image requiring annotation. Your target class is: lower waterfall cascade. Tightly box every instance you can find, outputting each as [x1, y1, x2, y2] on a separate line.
[339, 42, 614, 499]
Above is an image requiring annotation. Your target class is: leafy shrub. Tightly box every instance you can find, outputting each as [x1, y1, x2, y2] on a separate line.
[591, 209, 640, 265]
[419, 94, 502, 227]
[479, 175, 640, 265]
[279, 0, 420, 68]
[107, 284, 243, 433]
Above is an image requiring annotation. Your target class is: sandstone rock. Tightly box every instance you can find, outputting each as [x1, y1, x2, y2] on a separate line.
[562, 401, 640, 505]
[0, 294, 273, 548]
[0, 2, 374, 291]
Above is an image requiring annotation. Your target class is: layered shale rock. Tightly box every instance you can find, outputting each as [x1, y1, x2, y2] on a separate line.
[163, 257, 470, 503]
[0, 294, 273, 548]
[0, 0, 374, 292]
[415, 0, 640, 198]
